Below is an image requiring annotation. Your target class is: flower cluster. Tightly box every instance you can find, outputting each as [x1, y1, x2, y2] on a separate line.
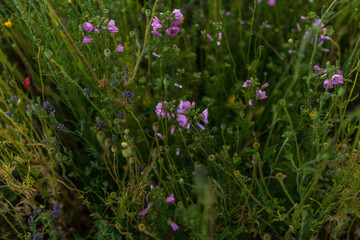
[82, 19, 124, 52]
[138, 192, 180, 232]
[302, 18, 331, 52]
[155, 100, 209, 132]
[314, 63, 344, 89]
[242, 78, 269, 106]
[151, 9, 183, 37]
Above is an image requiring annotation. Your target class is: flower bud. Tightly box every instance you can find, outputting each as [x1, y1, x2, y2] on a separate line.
[26, 109, 33, 117]
[111, 145, 118, 153]
[145, 9, 151, 17]
[152, 122, 159, 132]
[55, 153, 63, 161]
[114, 118, 120, 125]
[138, 223, 146, 231]
[104, 49, 111, 57]
[309, 111, 317, 120]
[279, 99, 286, 107]
[44, 49, 53, 59]
[96, 131, 105, 142]
[105, 138, 112, 148]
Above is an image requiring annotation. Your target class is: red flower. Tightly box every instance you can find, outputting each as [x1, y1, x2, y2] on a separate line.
[24, 76, 31, 89]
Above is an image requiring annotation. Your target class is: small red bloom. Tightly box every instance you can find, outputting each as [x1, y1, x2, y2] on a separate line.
[24, 76, 31, 89]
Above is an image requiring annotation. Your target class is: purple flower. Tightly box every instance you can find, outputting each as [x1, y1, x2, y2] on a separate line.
[152, 52, 161, 58]
[50, 204, 61, 218]
[218, 33, 222, 39]
[268, 0, 276, 6]
[5, 111, 12, 118]
[174, 83, 183, 88]
[151, 30, 162, 37]
[94, 28, 99, 33]
[166, 27, 180, 36]
[118, 111, 125, 119]
[44, 101, 53, 110]
[296, 23, 301, 30]
[82, 36, 92, 43]
[331, 70, 343, 85]
[83, 88, 90, 96]
[197, 123, 205, 131]
[263, 82, 269, 88]
[124, 90, 134, 100]
[176, 149, 180, 156]
[96, 120, 104, 128]
[177, 114, 188, 128]
[201, 108, 208, 125]
[242, 79, 252, 88]
[170, 126, 175, 135]
[170, 222, 179, 231]
[249, 100, 253, 106]
[107, 20, 118, 33]
[139, 209, 148, 216]
[323, 48, 330, 52]
[117, 44, 124, 52]
[256, 89, 268, 99]
[172, 9, 183, 26]
[166, 193, 175, 204]
[157, 133, 163, 139]
[83, 22, 93, 32]
[177, 100, 194, 114]
[321, 35, 330, 40]
[152, 16, 163, 31]
[155, 101, 167, 118]
[57, 123, 66, 132]
[323, 79, 333, 89]
[206, 34, 213, 41]
[10, 95, 19, 103]
[314, 65, 322, 71]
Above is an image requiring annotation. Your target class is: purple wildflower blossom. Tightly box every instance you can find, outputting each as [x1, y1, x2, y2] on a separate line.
[124, 90, 134, 100]
[57, 123, 66, 132]
[268, 0, 276, 6]
[166, 193, 175, 204]
[83, 22, 93, 32]
[82, 36, 92, 43]
[197, 123, 205, 131]
[151, 16, 163, 31]
[155, 101, 167, 118]
[172, 9, 183, 26]
[177, 114, 189, 128]
[118, 111, 125, 119]
[314, 65, 322, 71]
[96, 120, 104, 128]
[151, 30, 162, 37]
[117, 44, 124, 52]
[50, 205, 61, 218]
[256, 89, 268, 99]
[166, 27, 180, 36]
[107, 20, 118, 33]
[202, 108, 208, 125]
[139, 209, 148, 216]
[170, 222, 180, 231]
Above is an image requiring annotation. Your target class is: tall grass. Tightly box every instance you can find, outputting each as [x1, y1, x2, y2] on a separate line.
[1, 0, 360, 239]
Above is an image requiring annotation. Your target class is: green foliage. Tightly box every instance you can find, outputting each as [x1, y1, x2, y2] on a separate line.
[1, 0, 360, 239]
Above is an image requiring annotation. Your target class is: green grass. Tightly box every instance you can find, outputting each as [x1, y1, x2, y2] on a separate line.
[1, 0, 360, 239]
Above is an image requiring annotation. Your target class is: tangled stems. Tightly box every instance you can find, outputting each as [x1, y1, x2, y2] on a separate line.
[128, 0, 160, 84]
